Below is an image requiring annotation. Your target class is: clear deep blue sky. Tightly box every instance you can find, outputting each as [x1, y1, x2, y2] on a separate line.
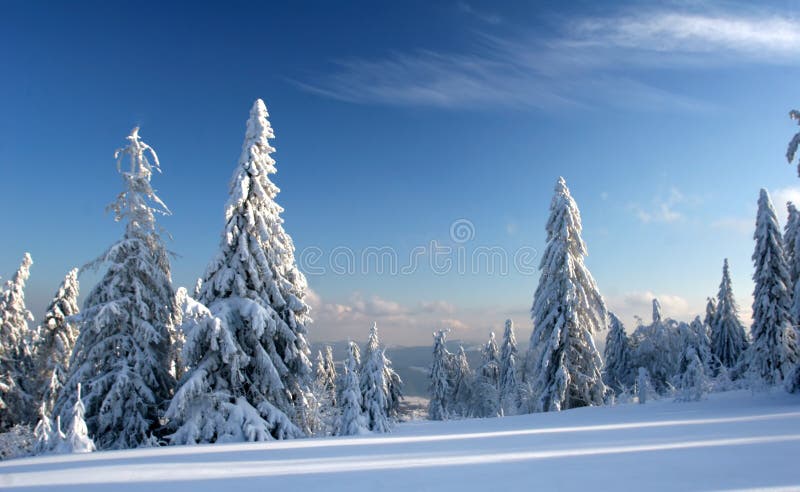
[2, 0, 800, 345]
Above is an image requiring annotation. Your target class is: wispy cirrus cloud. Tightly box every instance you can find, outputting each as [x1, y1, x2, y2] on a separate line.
[296, 6, 800, 111]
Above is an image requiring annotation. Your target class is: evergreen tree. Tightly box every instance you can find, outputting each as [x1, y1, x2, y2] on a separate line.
[749, 189, 799, 385]
[472, 332, 500, 418]
[630, 299, 684, 395]
[336, 342, 367, 436]
[525, 177, 607, 412]
[313, 348, 337, 435]
[787, 109, 800, 176]
[54, 128, 177, 450]
[0, 253, 35, 429]
[704, 297, 717, 331]
[360, 349, 391, 433]
[711, 259, 749, 370]
[32, 403, 56, 455]
[167, 100, 313, 443]
[361, 323, 402, 421]
[676, 347, 709, 402]
[428, 330, 451, 420]
[34, 268, 79, 415]
[59, 383, 95, 454]
[498, 319, 519, 416]
[603, 312, 633, 395]
[449, 345, 473, 417]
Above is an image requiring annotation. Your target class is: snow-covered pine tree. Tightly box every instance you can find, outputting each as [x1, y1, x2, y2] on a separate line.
[0, 253, 35, 429]
[336, 342, 367, 436]
[499, 319, 519, 416]
[525, 177, 607, 412]
[32, 403, 56, 455]
[54, 127, 177, 450]
[676, 347, 709, 402]
[472, 332, 501, 418]
[603, 312, 633, 395]
[449, 345, 473, 417]
[313, 348, 337, 435]
[360, 323, 402, 421]
[787, 109, 800, 176]
[58, 383, 95, 454]
[749, 189, 799, 385]
[324, 345, 338, 405]
[360, 349, 391, 433]
[167, 99, 313, 443]
[704, 297, 717, 333]
[785, 203, 800, 327]
[34, 268, 79, 415]
[711, 259, 749, 370]
[690, 316, 713, 367]
[630, 299, 684, 395]
[428, 330, 451, 420]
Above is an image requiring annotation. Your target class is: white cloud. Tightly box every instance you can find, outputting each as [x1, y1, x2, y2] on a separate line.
[771, 186, 800, 224]
[606, 290, 700, 330]
[297, 7, 800, 111]
[631, 187, 689, 224]
[711, 217, 753, 234]
[572, 12, 800, 58]
[307, 289, 527, 345]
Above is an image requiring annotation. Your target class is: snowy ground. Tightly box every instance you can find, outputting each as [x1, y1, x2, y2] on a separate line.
[2, 390, 799, 491]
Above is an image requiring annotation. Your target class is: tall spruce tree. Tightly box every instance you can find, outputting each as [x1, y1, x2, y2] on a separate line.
[472, 332, 501, 418]
[0, 253, 35, 429]
[428, 330, 451, 420]
[167, 100, 313, 443]
[55, 128, 177, 450]
[603, 312, 633, 395]
[704, 297, 718, 332]
[360, 323, 402, 421]
[450, 345, 473, 417]
[34, 268, 79, 415]
[525, 177, 607, 412]
[336, 342, 367, 436]
[711, 259, 748, 369]
[749, 189, 799, 385]
[499, 319, 519, 416]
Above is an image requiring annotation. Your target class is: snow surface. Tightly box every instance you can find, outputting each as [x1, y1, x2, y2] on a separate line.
[2, 390, 799, 491]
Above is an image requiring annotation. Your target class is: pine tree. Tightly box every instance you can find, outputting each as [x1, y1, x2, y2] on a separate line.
[336, 342, 367, 436]
[525, 177, 607, 412]
[785, 203, 800, 327]
[749, 189, 799, 385]
[360, 323, 402, 421]
[0, 253, 35, 429]
[58, 383, 95, 454]
[34, 268, 79, 415]
[167, 100, 313, 443]
[630, 299, 685, 394]
[603, 312, 633, 395]
[676, 347, 709, 402]
[787, 109, 800, 176]
[54, 127, 177, 450]
[33, 403, 56, 455]
[704, 297, 717, 334]
[313, 348, 337, 435]
[472, 332, 500, 418]
[499, 319, 519, 416]
[449, 345, 473, 417]
[711, 259, 749, 370]
[360, 350, 391, 433]
[428, 330, 451, 420]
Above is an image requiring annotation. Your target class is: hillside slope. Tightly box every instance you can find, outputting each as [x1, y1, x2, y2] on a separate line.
[2, 390, 799, 491]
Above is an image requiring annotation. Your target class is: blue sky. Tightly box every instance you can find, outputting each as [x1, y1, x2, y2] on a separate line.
[2, 0, 800, 345]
